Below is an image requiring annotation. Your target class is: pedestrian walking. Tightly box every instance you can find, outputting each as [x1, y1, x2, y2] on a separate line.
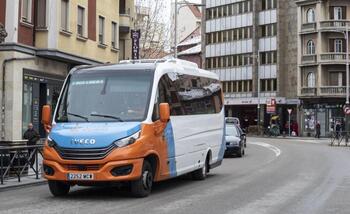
[291, 121, 299, 137]
[23, 123, 40, 167]
[335, 121, 341, 140]
[315, 122, 321, 139]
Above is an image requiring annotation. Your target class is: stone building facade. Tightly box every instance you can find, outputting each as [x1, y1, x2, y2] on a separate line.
[202, 0, 299, 130]
[296, 0, 350, 137]
[0, 0, 135, 141]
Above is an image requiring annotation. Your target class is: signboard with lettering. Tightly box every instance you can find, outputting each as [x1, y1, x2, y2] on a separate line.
[131, 29, 141, 60]
[266, 98, 276, 114]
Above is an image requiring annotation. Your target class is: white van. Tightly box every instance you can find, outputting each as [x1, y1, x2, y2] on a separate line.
[41, 59, 225, 197]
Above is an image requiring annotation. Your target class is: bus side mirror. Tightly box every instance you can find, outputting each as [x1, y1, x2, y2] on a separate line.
[41, 105, 52, 126]
[159, 103, 170, 123]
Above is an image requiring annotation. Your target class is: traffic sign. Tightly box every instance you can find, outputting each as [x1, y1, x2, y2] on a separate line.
[344, 105, 350, 115]
[287, 109, 292, 115]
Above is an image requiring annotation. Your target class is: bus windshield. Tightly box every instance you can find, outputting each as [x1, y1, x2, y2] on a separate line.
[55, 69, 154, 123]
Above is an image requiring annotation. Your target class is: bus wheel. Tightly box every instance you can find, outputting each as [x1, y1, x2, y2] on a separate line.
[48, 180, 70, 197]
[131, 160, 153, 198]
[192, 156, 209, 180]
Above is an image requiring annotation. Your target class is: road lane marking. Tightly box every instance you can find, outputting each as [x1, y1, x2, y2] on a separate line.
[249, 142, 281, 157]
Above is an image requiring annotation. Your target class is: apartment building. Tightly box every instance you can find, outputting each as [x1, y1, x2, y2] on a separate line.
[296, 0, 350, 137]
[203, 0, 298, 129]
[0, 0, 135, 141]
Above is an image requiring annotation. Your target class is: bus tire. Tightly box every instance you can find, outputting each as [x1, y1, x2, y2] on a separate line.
[130, 160, 153, 198]
[192, 156, 209, 180]
[48, 180, 70, 197]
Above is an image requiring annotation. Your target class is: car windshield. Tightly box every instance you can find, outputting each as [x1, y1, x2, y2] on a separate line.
[226, 125, 238, 136]
[55, 69, 154, 122]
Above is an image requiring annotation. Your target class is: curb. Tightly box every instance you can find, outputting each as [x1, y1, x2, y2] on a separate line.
[247, 135, 330, 140]
[0, 180, 47, 192]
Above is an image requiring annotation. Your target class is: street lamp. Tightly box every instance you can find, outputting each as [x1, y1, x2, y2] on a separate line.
[247, 52, 261, 135]
[174, 0, 205, 58]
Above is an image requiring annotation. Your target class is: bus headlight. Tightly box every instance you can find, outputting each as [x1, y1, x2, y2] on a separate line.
[114, 131, 140, 148]
[47, 136, 56, 147]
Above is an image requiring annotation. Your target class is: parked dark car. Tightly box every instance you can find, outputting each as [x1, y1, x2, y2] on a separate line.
[236, 125, 247, 148]
[225, 124, 245, 157]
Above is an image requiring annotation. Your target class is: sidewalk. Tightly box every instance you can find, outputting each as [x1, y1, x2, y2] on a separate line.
[248, 135, 331, 143]
[0, 157, 46, 192]
[0, 175, 46, 192]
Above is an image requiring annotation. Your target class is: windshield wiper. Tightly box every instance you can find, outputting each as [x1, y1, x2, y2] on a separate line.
[90, 113, 124, 122]
[67, 112, 89, 122]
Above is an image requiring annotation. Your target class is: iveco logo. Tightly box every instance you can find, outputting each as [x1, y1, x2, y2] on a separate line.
[71, 138, 96, 145]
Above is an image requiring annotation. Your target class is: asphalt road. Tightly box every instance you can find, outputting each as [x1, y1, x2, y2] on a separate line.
[1, 137, 350, 214]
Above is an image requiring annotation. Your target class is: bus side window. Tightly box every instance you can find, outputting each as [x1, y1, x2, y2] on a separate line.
[152, 89, 160, 121]
[152, 78, 168, 121]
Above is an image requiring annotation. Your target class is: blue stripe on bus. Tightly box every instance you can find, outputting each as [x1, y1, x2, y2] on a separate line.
[218, 121, 226, 161]
[164, 122, 177, 177]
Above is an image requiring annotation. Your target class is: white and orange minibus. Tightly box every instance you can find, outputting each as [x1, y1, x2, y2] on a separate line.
[41, 59, 225, 197]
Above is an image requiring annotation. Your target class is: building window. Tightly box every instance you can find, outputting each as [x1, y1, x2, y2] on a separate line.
[306, 8, 315, 23]
[334, 7, 343, 20]
[261, 0, 276, 11]
[206, 0, 252, 20]
[99, 16, 105, 44]
[119, 40, 126, 60]
[61, 0, 69, 31]
[261, 79, 277, 92]
[111, 22, 118, 49]
[330, 72, 345, 86]
[77, 6, 85, 37]
[260, 51, 277, 65]
[36, 0, 47, 28]
[307, 72, 316, 88]
[335, 39, 343, 53]
[306, 40, 315, 55]
[260, 24, 277, 38]
[21, 0, 32, 23]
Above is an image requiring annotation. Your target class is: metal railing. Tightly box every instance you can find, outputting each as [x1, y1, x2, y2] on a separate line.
[320, 53, 349, 61]
[301, 55, 317, 64]
[330, 131, 350, 146]
[300, 87, 317, 96]
[301, 23, 317, 32]
[320, 86, 346, 95]
[320, 20, 350, 30]
[0, 141, 44, 185]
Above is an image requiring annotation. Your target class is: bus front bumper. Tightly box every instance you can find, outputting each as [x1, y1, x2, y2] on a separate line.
[42, 158, 143, 182]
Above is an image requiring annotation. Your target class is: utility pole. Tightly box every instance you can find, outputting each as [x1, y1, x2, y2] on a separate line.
[257, 52, 261, 135]
[174, 0, 178, 58]
[173, 1, 205, 58]
[346, 24, 349, 142]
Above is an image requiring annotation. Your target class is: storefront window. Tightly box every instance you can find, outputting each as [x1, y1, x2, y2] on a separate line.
[22, 82, 33, 134]
[304, 109, 316, 132]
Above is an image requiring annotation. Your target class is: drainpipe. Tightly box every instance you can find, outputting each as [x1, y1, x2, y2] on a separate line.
[1, 57, 35, 140]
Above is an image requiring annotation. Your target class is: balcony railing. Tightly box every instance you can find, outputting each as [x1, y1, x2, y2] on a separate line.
[320, 86, 346, 96]
[300, 87, 317, 96]
[301, 55, 317, 64]
[320, 53, 350, 63]
[320, 20, 350, 31]
[120, 8, 131, 15]
[301, 23, 317, 32]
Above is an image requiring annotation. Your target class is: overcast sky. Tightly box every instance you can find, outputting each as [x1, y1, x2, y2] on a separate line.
[165, 0, 203, 23]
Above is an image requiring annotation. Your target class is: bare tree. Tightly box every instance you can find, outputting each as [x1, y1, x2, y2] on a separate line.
[135, 0, 171, 59]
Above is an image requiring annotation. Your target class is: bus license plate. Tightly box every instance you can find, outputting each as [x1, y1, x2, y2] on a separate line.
[67, 173, 94, 180]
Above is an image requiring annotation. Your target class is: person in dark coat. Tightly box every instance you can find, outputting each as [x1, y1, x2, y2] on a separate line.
[315, 122, 321, 139]
[335, 121, 341, 139]
[23, 123, 40, 167]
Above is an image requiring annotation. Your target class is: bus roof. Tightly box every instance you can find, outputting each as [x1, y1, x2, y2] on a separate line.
[71, 59, 218, 80]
